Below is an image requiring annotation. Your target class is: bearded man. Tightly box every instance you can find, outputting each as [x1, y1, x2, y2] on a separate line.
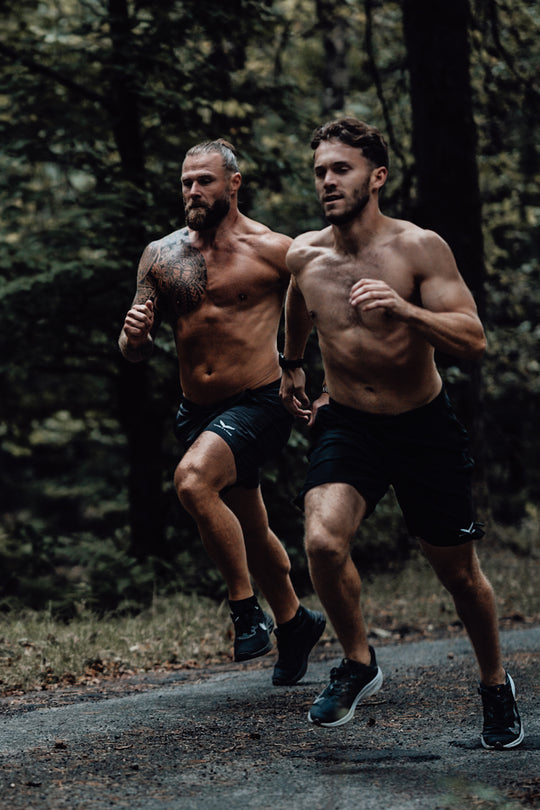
[119, 140, 325, 686]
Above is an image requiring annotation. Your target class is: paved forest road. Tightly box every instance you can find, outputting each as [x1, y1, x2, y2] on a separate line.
[0, 627, 538, 809]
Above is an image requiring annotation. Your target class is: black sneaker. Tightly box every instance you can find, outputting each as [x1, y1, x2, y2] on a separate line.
[272, 606, 326, 686]
[231, 603, 274, 662]
[308, 648, 383, 727]
[479, 673, 524, 749]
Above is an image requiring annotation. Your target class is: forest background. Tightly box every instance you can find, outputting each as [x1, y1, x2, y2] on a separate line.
[0, 0, 538, 621]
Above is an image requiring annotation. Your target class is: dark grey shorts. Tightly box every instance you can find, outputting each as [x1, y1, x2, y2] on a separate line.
[298, 388, 484, 547]
[174, 380, 293, 489]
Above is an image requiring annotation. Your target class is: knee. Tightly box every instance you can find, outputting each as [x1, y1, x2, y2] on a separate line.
[437, 564, 485, 600]
[174, 459, 211, 511]
[305, 528, 347, 569]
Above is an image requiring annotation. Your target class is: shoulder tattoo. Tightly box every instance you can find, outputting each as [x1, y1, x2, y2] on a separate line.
[145, 229, 208, 316]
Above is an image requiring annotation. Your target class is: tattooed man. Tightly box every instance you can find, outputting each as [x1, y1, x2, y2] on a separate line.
[119, 140, 325, 685]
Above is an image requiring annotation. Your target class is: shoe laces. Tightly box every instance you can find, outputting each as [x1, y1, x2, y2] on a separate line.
[480, 682, 515, 727]
[325, 663, 356, 695]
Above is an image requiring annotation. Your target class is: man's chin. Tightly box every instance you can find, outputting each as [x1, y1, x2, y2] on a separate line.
[186, 210, 207, 230]
[326, 210, 355, 225]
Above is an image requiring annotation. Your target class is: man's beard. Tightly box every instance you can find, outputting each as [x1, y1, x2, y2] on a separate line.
[185, 197, 230, 231]
[324, 185, 370, 225]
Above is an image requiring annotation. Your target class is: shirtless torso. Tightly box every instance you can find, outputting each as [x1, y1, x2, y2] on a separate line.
[283, 139, 485, 415]
[122, 217, 290, 404]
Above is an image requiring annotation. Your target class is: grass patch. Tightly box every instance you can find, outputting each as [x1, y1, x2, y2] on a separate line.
[362, 545, 540, 635]
[0, 593, 233, 695]
[0, 545, 538, 697]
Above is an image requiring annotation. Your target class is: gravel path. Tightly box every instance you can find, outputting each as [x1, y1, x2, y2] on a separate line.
[0, 626, 538, 809]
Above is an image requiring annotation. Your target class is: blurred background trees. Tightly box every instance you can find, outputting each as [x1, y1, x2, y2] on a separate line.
[0, 0, 538, 614]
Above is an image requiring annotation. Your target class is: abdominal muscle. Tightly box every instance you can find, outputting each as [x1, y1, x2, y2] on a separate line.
[319, 326, 443, 415]
[175, 319, 281, 405]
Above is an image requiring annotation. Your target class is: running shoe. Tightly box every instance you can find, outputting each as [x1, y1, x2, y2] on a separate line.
[308, 648, 383, 727]
[479, 672, 524, 749]
[273, 606, 326, 686]
[231, 603, 274, 662]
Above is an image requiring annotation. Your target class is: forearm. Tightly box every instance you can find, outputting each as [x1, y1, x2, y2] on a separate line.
[118, 329, 154, 363]
[406, 306, 486, 360]
[283, 282, 313, 360]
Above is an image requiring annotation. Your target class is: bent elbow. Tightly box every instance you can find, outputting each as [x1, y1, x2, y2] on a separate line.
[477, 331, 487, 357]
[469, 333, 487, 361]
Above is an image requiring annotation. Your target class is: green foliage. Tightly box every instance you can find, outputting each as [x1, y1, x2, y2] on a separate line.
[0, 0, 538, 612]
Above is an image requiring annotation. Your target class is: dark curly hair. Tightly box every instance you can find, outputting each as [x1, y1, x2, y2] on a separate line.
[311, 118, 389, 169]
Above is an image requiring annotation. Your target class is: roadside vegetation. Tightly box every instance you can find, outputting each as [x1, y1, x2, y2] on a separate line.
[1, 2, 538, 702]
[1, 527, 537, 697]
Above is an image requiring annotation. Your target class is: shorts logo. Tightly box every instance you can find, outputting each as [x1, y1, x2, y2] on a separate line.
[218, 419, 236, 436]
[458, 521, 485, 540]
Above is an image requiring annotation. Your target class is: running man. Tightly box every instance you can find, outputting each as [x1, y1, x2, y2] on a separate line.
[280, 118, 523, 748]
[119, 139, 325, 685]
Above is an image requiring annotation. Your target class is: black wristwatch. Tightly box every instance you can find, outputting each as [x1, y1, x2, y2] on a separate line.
[279, 353, 305, 369]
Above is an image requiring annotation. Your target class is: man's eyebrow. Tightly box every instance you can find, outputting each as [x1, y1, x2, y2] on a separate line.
[314, 160, 352, 172]
[181, 172, 216, 182]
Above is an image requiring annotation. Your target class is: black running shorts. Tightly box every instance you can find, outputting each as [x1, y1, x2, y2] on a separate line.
[298, 388, 484, 547]
[174, 380, 293, 489]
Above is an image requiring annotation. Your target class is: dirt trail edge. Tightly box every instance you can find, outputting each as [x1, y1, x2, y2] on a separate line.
[0, 626, 538, 809]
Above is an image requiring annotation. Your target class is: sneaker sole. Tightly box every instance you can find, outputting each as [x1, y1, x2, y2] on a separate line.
[308, 667, 384, 728]
[272, 613, 327, 686]
[480, 726, 525, 750]
[234, 615, 275, 663]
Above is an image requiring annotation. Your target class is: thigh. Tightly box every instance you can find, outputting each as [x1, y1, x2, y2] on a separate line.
[297, 403, 389, 514]
[419, 537, 481, 589]
[177, 430, 237, 491]
[391, 394, 481, 546]
[305, 482, 367, 546]
[205, 385, 293, 488]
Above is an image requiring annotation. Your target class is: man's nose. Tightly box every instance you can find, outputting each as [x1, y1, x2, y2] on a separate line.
[323, 172, 336, 188]
[187, 182, 204, 197]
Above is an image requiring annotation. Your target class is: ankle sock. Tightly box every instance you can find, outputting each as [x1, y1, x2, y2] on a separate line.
[229, 595, 258, 614]
[277, 605, 304, 631]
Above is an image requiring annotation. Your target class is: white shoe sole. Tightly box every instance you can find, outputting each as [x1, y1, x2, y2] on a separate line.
[308, 667, 384, 728]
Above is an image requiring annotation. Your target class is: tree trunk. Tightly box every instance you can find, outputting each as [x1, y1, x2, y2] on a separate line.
[108, 0, 166, 558]
[402, 0, 488, 509]
[402, 0, 485, 312]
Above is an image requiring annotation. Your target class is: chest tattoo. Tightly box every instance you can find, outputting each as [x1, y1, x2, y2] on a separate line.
[151, 230, 208, 317]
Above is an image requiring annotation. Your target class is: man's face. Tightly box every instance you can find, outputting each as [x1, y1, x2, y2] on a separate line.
[313, 140, 375, 225]
[181, 153, 236, 231]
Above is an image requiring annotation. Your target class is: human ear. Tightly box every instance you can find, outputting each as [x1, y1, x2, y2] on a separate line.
[372, 166, 388, 189]
[230, 171, 242, 192]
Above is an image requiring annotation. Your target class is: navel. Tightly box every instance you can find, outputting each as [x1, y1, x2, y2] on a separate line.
[238, 293, 247, 302]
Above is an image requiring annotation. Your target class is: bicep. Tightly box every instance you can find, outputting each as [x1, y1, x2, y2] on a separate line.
[417, 236, 479, 317]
